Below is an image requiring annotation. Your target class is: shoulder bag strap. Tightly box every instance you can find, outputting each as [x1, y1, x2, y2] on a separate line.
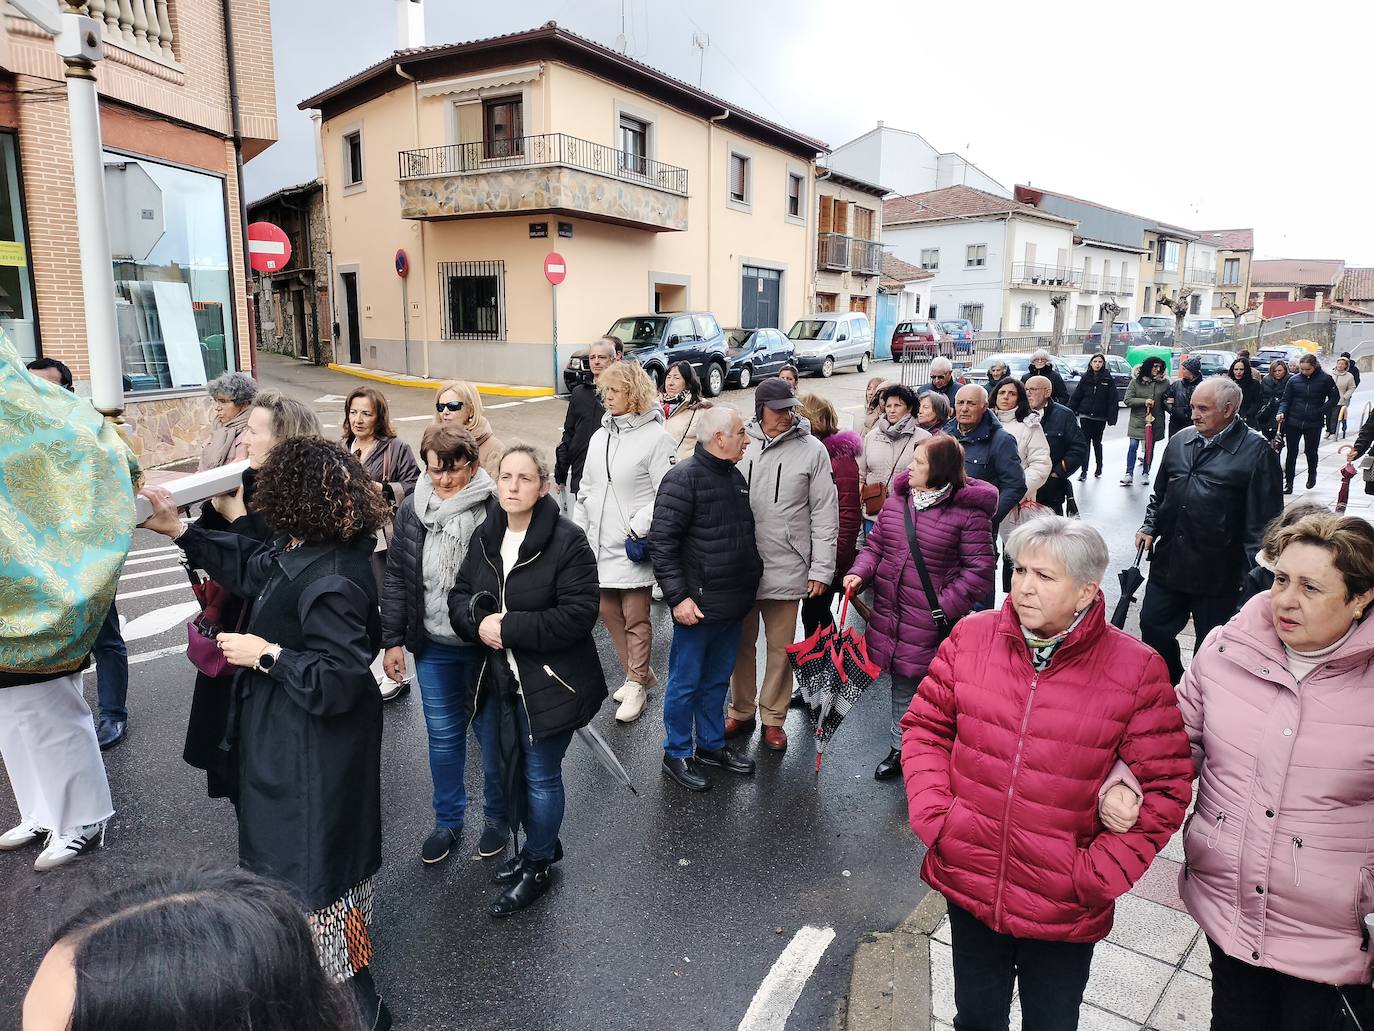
[381, 438, 394, 486]
[903, 501, 949, 631]
[604, 431, 636, 539]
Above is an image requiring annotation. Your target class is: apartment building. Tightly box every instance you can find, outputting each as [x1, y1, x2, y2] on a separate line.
[300, 22, 824, 386]
[813, 169, 887, 323]
[882, 185, 1078, 334]
[830, 123, 1008, 199]
[0, 0, 275, 463]
[1197, 228, 1254, 315]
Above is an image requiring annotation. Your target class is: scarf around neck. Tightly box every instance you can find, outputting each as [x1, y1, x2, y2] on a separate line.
[1021, 604, 1092, 672]
[880, 413, 916, 441]
[910, 483, 952, 512]
[413, 468, 495, 596]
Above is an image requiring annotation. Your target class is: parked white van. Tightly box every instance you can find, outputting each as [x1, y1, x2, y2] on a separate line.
[786, 312, 874, 377]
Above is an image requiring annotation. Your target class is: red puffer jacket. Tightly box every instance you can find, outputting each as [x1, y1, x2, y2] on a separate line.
[820, 430, 863, 584]
[901, 597, 1193, 942]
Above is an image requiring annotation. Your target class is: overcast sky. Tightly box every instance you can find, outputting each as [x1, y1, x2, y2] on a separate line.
[246, 0, 1374, 264]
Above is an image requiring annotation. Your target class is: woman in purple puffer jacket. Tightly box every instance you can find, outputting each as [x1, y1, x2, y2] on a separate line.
[845, 435, 997, 782]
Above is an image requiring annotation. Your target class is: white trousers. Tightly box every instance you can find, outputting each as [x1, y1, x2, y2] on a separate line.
[0, 672, 113, 833]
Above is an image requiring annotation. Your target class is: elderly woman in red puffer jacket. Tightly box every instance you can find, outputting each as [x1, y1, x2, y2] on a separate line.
[844, 435, 997, 782]
[901, 515, 1192, 1031]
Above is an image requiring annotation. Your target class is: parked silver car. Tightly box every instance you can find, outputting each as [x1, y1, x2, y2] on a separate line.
[786, 312, 874, 377]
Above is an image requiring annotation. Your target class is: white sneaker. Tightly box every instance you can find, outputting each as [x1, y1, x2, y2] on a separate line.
[1119, 474, 1133, 485]
[613, 680, 631, 703]
[0, 818, 46, 850]
[615, 682, 647, 723]
[34, 822, 105, 871]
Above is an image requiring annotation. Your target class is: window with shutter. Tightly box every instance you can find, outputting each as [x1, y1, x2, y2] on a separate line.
[787, 174, 803, 218]
[729, 153, 748, 204]
[818, 196, 833, 234]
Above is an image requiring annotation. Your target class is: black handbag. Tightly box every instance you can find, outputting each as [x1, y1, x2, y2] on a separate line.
[903, 501, 955, 642]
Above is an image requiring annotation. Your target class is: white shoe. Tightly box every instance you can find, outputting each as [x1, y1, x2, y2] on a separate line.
[34, 822, 105, 871]
[615, 682, 647, 723]
[0, 818, 45, 850]
[613, 680, 631, 703]
[1119, 474, 1133, 485]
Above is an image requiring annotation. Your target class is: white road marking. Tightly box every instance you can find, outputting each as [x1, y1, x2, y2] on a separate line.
[486, 401, 523, 409]
[397, 414, 432, 422]
[522, 395, 555, 403]
[121, 602, 201, 642]
[123, 552, 186, 568]
[117, 582, 192, 602]
[119, 565, 186, 583]
[128, 544, 180, 558]
[85, 643, 186, 671]
[737, 925, 835, 1031]
[313, 394, 347, 404]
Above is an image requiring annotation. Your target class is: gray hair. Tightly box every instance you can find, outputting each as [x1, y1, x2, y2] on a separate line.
[1195, 376, 1242, 413]
[1030, 349, 1052, 363]
[1004, 515, 1110, 586]
[251, 388, 323, 441]
[587, 338, 616, 359]
[206, 371, 257, 405]
[955, 382, 988, 406]
[696, 404, 741, 442]
[929, 356, 953, 375]
[918, 390, 950, 424]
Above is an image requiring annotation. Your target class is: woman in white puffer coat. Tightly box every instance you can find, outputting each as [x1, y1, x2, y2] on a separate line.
[990, 377, 1051, 590]
[576, 361, 676, 723]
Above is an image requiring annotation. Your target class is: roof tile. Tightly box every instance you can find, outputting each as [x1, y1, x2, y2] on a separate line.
[884, 185, 1073, 227]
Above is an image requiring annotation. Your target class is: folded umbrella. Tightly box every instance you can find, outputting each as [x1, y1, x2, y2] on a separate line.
[1336, 462, 1357, 514]
[574, 725, 636, 795]
[788, 590, 880, 774]
[1142, 411, 1156, 475]
[1110, 544, 1147, 630]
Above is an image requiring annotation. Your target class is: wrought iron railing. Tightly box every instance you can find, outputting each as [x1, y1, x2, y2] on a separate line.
[818, 232, 851, 271]
[398, 133, 689, 196]
[1009, 262, 1080, 288]
[851, 238, 882, 275]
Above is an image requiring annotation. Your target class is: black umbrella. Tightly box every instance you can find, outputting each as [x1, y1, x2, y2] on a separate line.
[469, 590, 530, 856]
[1110, 543, 1147, 630]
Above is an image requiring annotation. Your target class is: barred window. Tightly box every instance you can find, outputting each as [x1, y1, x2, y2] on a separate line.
[439, 261, 505, 341]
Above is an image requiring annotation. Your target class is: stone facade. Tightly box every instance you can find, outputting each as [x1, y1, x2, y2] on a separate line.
[250, 181, 330, 364]
[399, 166, 689, 232]
[118, 389, 216, 466]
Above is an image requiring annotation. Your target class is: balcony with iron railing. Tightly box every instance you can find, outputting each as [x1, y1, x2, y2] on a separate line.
[397, 133, 690, 231]
[1009, 262, 1080, 289]
[1184, 266, 1217, 286]
[62, 0, 175, 63]
[818, 232, 850, 272]
[851, 238, 882, 275]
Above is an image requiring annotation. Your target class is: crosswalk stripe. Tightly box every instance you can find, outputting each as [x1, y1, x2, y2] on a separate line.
[122, 553, 185, 568]
[119, 565, 185, 583]
[117, 582, 192, 602]
[128, 544, 179, 558]
[84, 643, 186, 670]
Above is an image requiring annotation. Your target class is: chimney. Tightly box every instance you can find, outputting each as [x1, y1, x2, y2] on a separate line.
[396, 0, 425, 50]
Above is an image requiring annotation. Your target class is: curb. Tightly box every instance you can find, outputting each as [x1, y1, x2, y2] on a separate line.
[842, 891, 946, 1031]
[325, 363, 554, 398]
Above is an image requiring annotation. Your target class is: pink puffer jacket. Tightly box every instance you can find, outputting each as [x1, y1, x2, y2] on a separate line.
[1177, 596, 1374, 986]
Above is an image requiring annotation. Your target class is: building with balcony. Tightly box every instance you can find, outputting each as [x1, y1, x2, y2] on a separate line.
[248, 179, 329, 365]
[1197, 228, 1254, 316]
[812, 169, 887, 324]
[0, 0, 276, 464]
[300, 20, 825, 386]
[882, 185, 1078, 334]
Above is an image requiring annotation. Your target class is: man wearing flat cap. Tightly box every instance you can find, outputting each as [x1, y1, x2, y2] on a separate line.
[725, 377, 838, 753]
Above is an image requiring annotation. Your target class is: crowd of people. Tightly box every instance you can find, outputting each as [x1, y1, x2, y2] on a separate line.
[5, 336, 1374, 1031]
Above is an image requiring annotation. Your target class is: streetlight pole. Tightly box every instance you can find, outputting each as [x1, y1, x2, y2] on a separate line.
[12, 1, 124, 416]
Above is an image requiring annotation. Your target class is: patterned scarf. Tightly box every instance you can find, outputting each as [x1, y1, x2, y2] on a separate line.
[880, 412, 917, 441]
[1021, 605, 1092, 672]
[910, 483, 952, 512]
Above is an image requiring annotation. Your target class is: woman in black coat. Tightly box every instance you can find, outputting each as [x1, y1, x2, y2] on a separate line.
[141, 437, 393, 1029]
[1227, 356, 1264, 428]
[1069, 353, 1118, 479]
[449, 444, 607, 918]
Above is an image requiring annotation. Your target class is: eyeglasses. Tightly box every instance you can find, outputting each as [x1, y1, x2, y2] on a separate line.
[435, 401, 465, 413]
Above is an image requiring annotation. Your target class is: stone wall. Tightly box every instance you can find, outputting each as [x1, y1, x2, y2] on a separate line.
[121, 394, 215, 468]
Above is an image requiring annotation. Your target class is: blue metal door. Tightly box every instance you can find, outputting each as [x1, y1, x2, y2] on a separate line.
[875, 292, 898, 360]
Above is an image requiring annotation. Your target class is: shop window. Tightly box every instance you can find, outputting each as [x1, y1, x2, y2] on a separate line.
[439, 260, 505, 340]
[0, 134, 39, 362]
[105, 151, 237, 392]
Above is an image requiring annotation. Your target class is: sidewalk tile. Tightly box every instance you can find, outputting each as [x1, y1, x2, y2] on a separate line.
[1151, 970, 1211, 1030]
[1182, 935, 1212, 980]
[1082, 941, 1175, 1022]
[1107, 892, 1198, 964]
[1130, 856, 1190, 914]
[931, 915, 951, 945]
[930, 940, 956, 1025]
[1076, 1004, 1139, 1031]
[1160, 827, 1186, 864]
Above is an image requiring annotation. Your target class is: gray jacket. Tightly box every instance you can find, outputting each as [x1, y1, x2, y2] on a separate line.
[739, 416, 839, 600]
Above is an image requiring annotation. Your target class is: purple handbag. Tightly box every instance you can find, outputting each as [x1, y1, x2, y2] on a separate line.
[187, 617, 232, 678]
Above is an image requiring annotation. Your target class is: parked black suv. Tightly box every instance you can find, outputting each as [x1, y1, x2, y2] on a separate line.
[562, 312, 730, 395]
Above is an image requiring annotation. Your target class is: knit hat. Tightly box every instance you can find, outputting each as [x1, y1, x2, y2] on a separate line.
[1182, 357, 1202, 377]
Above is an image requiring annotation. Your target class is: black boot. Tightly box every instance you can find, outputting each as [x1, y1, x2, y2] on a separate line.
[1307, 470, 1318, 490]
[492, 839, 562, 884]
[874, 748, 902, 781]
[350, 967, 391, 1031]
[489, 858, 552, 917]
[1283, 480, 1294, 495]
[662, 755, 711, 792]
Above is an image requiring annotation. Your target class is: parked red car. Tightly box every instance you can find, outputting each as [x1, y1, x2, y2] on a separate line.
[891, 319, 952, 359]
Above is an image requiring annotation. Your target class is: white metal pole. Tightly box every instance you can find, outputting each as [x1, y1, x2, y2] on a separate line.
[551, 282, 559, 394]
[61, 19, 123, 415]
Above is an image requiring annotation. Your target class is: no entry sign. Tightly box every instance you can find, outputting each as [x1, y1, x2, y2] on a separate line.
[544, 251, 567, 286]
[247, 221, 291, 273]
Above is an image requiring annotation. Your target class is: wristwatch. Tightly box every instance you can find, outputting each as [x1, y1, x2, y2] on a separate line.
[254, 645, 282, 673]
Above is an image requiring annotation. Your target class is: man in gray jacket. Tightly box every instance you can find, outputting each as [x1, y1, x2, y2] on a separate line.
[725, 378, 839, 752]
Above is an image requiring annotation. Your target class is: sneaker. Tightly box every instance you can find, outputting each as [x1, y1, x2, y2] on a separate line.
[476, 825, 508, 859]
[0, 818, 46, 851]
[612, 680, 631, 703]
[1119, 474, 1133, 485]
[614, 682, 647, 723]
[421, 826, 458, 865]
[34, 822, 104, 872]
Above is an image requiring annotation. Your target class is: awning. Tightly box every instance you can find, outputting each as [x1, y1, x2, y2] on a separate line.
[417, 63, 543, 102]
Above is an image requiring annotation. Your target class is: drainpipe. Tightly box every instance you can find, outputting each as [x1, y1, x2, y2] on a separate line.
[220, 0, 256, 377]
[395, 62, 431, 377]
[708, 108, 729, 314]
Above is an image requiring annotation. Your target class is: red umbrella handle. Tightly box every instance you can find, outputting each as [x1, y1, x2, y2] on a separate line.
[838, 585, 853, 626]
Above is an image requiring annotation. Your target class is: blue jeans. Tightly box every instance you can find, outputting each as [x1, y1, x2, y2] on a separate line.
[414, 640, 488, 830]
[1125, 436, 1141, 475]
[473, 699, 573, 862]
[662, 619, 744, 758]
[94, 603, 128, 722]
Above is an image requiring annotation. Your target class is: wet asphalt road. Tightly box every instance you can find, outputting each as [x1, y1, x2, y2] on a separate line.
[0, 355, 1168, 1029]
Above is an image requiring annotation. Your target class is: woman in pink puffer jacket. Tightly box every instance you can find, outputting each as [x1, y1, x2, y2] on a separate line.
[1174, 512, 1374, 1029]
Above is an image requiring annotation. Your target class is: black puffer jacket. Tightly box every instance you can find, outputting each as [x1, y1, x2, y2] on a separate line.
[554, 381, 603, 494]
[1278, 368, 1340, 430]
[1021, 363, 1069, 404]
[1069, 368, 1119, 424]
[380, 499, 427, 656]
[449, 495, 606, 740]
[649, 443, 763, 623]
[1257, 372, 1289, 434]
[1139, 418, 1284, 597]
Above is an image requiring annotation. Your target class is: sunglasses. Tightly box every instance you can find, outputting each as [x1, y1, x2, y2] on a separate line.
[435, 401, 465, 413]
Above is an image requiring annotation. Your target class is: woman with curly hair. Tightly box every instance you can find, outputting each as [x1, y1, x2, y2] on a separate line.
[138, 437, 394, 1029]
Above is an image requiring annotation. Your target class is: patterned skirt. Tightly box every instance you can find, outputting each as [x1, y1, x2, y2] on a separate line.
[307, 875, 375, 982]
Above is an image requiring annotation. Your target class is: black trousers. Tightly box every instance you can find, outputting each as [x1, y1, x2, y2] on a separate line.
[1079, 417, 1105, 472]
[1284, 424, 1322, 486]
[800, 587, 836, 637]
[1138, 579, 1240, 685]
[1207, 938, 1374, 1031]
[946, 902, 1094, 1031]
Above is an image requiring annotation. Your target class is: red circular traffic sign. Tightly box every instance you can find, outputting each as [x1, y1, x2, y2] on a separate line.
[247, 221, 291, 273]
[395, 249, 409, 278]
[544, 251, 567, 286]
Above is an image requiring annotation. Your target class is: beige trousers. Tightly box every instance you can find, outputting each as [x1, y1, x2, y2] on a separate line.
[600, 587, 653, 686]
[729, 598, 800, 727]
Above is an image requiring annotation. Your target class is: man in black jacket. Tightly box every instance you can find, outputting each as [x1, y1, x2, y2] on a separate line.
[1026, 375, 1087, 515]
[553, 339, 615, 506]
[649, 406, 763, 793]
[1136, 378, 1284, 684]
[1163, 357, 1202, 438]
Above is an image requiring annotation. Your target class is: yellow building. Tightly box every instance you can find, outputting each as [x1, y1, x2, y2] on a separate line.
[300, 23, 826, 387]
[813, 169, 888, 323]
[1197, 229, 1254, 316]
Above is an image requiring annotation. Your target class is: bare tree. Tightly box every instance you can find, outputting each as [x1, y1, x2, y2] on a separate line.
[1156, 287, 1194, 349]
[1224, 298, 1260, 346]
[1098, 299, 1122, 353]
[1050, 293, 1068, 351]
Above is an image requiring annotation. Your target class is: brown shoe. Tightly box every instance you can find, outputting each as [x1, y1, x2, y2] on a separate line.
[761, 725, 788, 751]
[723, 717, 756, 740]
